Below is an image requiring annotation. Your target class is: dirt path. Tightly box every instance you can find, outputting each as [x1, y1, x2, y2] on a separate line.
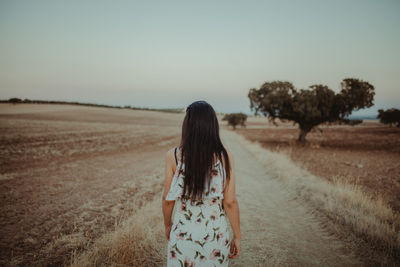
[219, 129, 362, 266]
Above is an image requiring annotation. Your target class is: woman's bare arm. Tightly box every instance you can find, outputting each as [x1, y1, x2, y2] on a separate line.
[162, 148, 176, 231]
[222, 148, 241, 240]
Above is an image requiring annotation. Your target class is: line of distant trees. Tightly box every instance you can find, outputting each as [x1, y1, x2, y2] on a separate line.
[1, 98, 184, 113]
[4, 96, 399, 135]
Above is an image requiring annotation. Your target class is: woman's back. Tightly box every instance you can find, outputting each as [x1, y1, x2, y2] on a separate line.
[166, 146, 231, 266]
[162, 100, 240, 266]
[166, 146, 227, 202]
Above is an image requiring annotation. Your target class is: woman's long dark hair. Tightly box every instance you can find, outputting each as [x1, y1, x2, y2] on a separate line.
[178, 100, 231, 204]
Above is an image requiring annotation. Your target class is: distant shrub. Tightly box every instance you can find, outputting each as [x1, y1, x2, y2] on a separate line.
[9, 97, 22, 103]
[378, 108, 400, 127]
[341, 118, 363, 126]
[222, 113, 247, 129]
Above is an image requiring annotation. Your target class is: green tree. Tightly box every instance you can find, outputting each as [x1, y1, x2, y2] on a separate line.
[248, 78, 375, 143]
[9, 97, 22, 104]
[222, 113, 248, 130]
[378, 108, 400, 127]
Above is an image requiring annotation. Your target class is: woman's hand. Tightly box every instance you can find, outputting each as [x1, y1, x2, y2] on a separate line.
[228, 238, 241, 259]
[165, 223, 172, 241]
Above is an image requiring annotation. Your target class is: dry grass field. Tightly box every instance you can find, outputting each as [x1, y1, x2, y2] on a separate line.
[0, 103, 185, 266]
[235, 117, 400, 264]
[1, 104, 399, 266]
[236, 117, 400, 213]
[232, 130, 400, 266]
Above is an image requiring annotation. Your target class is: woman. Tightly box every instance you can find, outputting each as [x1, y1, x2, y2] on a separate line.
[162, 100, 241, 266]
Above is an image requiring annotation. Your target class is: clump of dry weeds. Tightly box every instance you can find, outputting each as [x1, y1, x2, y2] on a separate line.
[70, 197, 166, 267]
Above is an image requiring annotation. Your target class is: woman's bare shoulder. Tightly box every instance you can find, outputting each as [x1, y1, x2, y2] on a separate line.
[165, 146, 178, 161]
[221, 147, 234, 168]
[166, 146, 176, 154]
[165, 147, 173, 156]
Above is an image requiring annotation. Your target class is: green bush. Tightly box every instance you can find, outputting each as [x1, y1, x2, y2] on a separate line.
[222, 113, 248, 129]
[378, 108, 400, 127]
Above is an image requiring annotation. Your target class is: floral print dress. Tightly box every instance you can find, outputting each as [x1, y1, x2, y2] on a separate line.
[166, 147, 231, 267]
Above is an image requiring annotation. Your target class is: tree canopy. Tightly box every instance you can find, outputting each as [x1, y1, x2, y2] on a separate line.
[248, 78, 375, 142]
[378, 108, 400, 127]
[8, 97, 22, 103]
[222, 113, 248, 129]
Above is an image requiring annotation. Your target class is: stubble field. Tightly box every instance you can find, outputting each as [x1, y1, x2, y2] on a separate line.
[1, 104, 399, 266]
[0, 103, 185, 266]
[236, 117, 400, 213]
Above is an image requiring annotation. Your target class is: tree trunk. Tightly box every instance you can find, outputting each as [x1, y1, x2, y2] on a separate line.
[298, 127, 310, 143]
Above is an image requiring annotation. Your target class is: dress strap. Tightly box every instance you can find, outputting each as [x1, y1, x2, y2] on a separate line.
[174, 147, 178, 165]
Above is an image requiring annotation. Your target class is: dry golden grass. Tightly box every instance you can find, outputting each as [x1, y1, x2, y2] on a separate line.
[234, 127, 400, 264]
[71, 125, 400, 266]
[0, 104, 184, 266]
[3, 103, 399, 265]
[236, 120, 400, 213]
[70, 197, 166, 267]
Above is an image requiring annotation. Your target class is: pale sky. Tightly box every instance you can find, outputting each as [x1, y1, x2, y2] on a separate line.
[0, 0, 399, 115]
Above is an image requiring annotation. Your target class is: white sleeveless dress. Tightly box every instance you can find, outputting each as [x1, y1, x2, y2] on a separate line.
[166, 147, 231, 266]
